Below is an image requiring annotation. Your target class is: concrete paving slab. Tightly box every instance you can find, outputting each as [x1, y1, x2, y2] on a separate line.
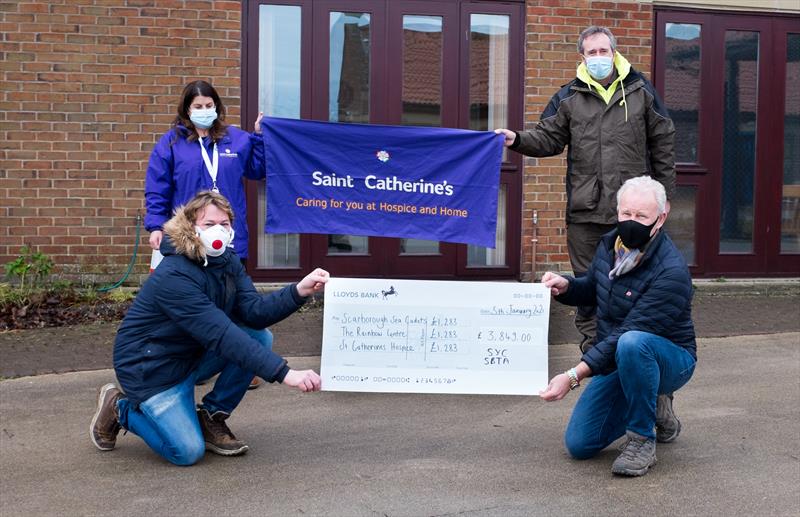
[1, 333, 799, 517]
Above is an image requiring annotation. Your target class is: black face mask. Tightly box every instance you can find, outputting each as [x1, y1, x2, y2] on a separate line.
[617, 219, 657, 249]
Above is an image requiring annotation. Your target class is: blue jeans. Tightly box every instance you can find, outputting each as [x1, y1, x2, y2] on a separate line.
[564, 331, 696, 459]
[117, 326, 272, 466]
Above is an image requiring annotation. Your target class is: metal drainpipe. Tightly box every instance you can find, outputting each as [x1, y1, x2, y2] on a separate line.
[530, 209, 538, 283]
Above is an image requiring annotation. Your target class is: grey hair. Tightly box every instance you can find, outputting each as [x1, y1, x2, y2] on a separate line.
[617, 176, 667, 214]
[577, 26, 617, 54]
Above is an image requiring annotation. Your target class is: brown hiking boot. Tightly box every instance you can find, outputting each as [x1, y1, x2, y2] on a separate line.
[90, 383, 122, 451]
[197, 408, 249, 456]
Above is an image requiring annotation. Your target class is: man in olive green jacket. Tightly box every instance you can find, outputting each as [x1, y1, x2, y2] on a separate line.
[497, 26, 676, 351]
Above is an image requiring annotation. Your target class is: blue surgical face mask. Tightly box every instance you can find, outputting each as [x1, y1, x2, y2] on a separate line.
[585, 55, 613, 80]
[189, 107, 218, 129]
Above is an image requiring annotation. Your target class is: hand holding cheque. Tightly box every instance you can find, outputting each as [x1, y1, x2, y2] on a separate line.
[281, 268, 330, 393]
[538, 272, 588, 401]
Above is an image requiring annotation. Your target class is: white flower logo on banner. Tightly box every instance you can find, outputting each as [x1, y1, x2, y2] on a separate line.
[376, 150, 390, 163]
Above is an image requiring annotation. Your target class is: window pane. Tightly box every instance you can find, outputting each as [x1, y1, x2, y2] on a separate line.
[259, 183, 299, 268]
[467, 184, 507, 267]
[720, 31, 759, 254]
[259, 5, 301, 118]
[399, 15, 443, 255]
[781, 34, 800, 254]
[330, 12, 370, 123]
[664, 185, 697, 265]
[402, 15, 442, 127]
[257, 4, 302, 269]
[328, 12, 371, 255]
[328, 235, 369, 255]
[469, 14, 509, 132]
[400, 238, 440, 255]
[664, 23, 701, 163]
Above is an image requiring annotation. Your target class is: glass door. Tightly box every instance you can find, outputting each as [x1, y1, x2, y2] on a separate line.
[655, 10, 800, 276]
[457, 3, 523, 277]
[657, 15, 708, 272]
[308, 1, 388, 275]
[383, 1, 459, 276]
[244, 0, 524, 280]
[245, 0, 313, 276]
[768, 20, 800, 272]
[708, 15, 799, 274]
[306, 1, 522, 278]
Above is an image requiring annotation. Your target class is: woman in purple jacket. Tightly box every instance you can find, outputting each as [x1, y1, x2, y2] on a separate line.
[145, 79, 263, 263]
[145, 80, 266, 388]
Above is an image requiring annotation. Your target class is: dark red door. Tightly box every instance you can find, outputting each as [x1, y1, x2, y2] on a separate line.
[655, 9, 800, 276]
[243, 0, 524, 280]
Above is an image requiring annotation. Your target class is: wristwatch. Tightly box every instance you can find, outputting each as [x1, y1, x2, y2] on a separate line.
[566, 368, 580, 390]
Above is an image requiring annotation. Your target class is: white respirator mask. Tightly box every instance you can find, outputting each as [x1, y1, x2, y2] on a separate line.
[195, 224, 234, 258]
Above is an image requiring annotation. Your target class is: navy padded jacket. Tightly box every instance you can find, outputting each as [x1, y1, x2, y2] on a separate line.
[557, 229, 696, 375]
[114, 237, 304, 406]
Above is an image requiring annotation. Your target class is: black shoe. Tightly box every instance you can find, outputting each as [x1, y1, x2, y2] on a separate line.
[656, 393, 681, 443]
[197, 408, 249, 456]
[90, 383, 122, 451]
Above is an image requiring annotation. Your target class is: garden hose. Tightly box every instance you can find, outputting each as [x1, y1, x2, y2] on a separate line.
[97, 212, 142, 292]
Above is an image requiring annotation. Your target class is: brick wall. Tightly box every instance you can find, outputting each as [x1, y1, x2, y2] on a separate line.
[1, 0, 654, 285]
[0, 0, 243, 284]
[520, 0, 654, 280]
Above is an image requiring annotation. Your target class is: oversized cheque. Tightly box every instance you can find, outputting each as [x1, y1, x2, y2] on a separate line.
[321, 278, 550, 395]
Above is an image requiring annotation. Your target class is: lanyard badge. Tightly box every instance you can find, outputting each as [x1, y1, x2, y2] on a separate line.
[199, 138, 219, 192]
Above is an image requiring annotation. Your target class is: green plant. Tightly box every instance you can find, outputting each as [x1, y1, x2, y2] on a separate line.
[1, 253, 141, 328]
[80, 288, 100, 304]
[5, 255, 31, 289]
[4, 246, 54, 289]
[0, 283, 31, 309]
[49, 279, 73, 292]
[105, 288, 136, 303]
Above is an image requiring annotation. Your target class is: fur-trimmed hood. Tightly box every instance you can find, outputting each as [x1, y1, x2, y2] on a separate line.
[161, 207, 207, 263]
[115, 218, 303, 406]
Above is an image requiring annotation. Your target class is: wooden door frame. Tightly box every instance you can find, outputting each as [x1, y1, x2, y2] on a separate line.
[653, 10, 713, 276]
[455, 0, 524, 278]
[307, 0, 390, 276]
[241, 0, 526, 280]
[654, 7, 800, 277]
[381, 0, 461, 276]
[243, 0, 314, 279]
[766, 18, 800, 273]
